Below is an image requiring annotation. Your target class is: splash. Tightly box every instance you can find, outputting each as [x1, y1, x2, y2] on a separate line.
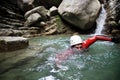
[38, 75, 59, 80]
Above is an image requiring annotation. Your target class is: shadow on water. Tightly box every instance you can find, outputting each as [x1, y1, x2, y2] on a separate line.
[0, 35, 120, 80]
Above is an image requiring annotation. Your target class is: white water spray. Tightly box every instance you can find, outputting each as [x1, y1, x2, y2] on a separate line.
[94, 4, 107, 35]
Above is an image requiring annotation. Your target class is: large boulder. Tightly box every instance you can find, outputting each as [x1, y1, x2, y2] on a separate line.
[58, 0, 101, 30]
[0, 37, 29, 52]
[24, 6, 48, 20]
[24, 13, 41, 27]
[24, 6, 49, 27]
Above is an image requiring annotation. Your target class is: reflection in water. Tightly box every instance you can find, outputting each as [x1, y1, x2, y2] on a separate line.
[0, 35, 120, 80]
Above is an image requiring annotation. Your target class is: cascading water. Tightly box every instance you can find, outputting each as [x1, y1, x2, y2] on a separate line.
[94, 4, 107, 35]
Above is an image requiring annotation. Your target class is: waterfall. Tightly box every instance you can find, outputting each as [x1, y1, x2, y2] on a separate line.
[94, 4, 107, 35]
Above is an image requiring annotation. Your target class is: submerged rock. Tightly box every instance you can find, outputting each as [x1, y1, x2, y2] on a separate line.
[0, 37, 29, 52]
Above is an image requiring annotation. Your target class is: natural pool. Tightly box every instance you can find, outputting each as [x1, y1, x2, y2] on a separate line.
[0, 34, 120, 80]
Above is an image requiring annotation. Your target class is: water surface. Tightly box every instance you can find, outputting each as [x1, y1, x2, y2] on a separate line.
[0, 35, 120, 80]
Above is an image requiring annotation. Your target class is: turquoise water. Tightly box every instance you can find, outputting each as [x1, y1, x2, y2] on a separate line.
[0, 35, 120, 80]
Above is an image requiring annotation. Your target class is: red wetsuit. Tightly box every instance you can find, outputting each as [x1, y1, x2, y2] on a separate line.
[82, 35, 112, 49]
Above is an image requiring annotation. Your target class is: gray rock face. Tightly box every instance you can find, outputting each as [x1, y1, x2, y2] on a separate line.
[17, 0, 34, 12]
[17, 0, 62, 12]
[24, 6, 48, 27]
[104, 0, 120, 37]
[24, 13, 41, 27]
[58, 0, 101, 30]
[0, 37, 29, 52]
[24, 6, 48, 19]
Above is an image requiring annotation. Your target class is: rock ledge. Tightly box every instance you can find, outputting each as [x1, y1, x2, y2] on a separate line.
[0, 37, 29, 52]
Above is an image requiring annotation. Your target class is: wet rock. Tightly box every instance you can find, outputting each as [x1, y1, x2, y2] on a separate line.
[0, 37, 29, 52]
[0, 29, 25, 36]
[49, 6, 58, 16]
[29, 27, 40, 30]
[111, 29, 120, 34]
[111, 29, 120, 37]
[28, 30, 39, 34]
[34, 21, 46, 27]
[24, 6, 49, 27]
[39, 21, 46, 26]
[58, 0, 101, 30]
[0, 23, 14, 29]
[118, 20, 120, 26]
[43, 23, 57, 35]
[105, 0, 120, 36]
[0, 29, 13, 36]
[107, 21, 117, 27]
[24, 13, 41, 27]
[17, 0, 34, 12]
[19, 27, 29, 30]
[11, 30, 24, 36]
[24, 6, 48, 20]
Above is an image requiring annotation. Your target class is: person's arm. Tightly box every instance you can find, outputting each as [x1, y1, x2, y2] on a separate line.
[82, 35, 112, 49]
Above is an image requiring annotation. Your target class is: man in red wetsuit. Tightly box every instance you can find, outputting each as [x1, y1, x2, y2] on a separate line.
[55, 34, 119, 66]
[70, 35, 112, 50]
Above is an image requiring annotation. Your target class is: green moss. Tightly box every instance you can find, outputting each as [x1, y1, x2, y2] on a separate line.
[54, 15, 66, 33]
[55, 15, 63, 27]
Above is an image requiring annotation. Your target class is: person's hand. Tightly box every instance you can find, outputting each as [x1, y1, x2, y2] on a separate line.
[111, 37, 120, 43]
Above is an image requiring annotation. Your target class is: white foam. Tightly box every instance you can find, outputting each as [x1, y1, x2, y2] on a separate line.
[38, 75, 59, 80]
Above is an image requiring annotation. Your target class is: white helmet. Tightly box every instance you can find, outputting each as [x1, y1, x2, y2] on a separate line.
[70, 35, 82, 46]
